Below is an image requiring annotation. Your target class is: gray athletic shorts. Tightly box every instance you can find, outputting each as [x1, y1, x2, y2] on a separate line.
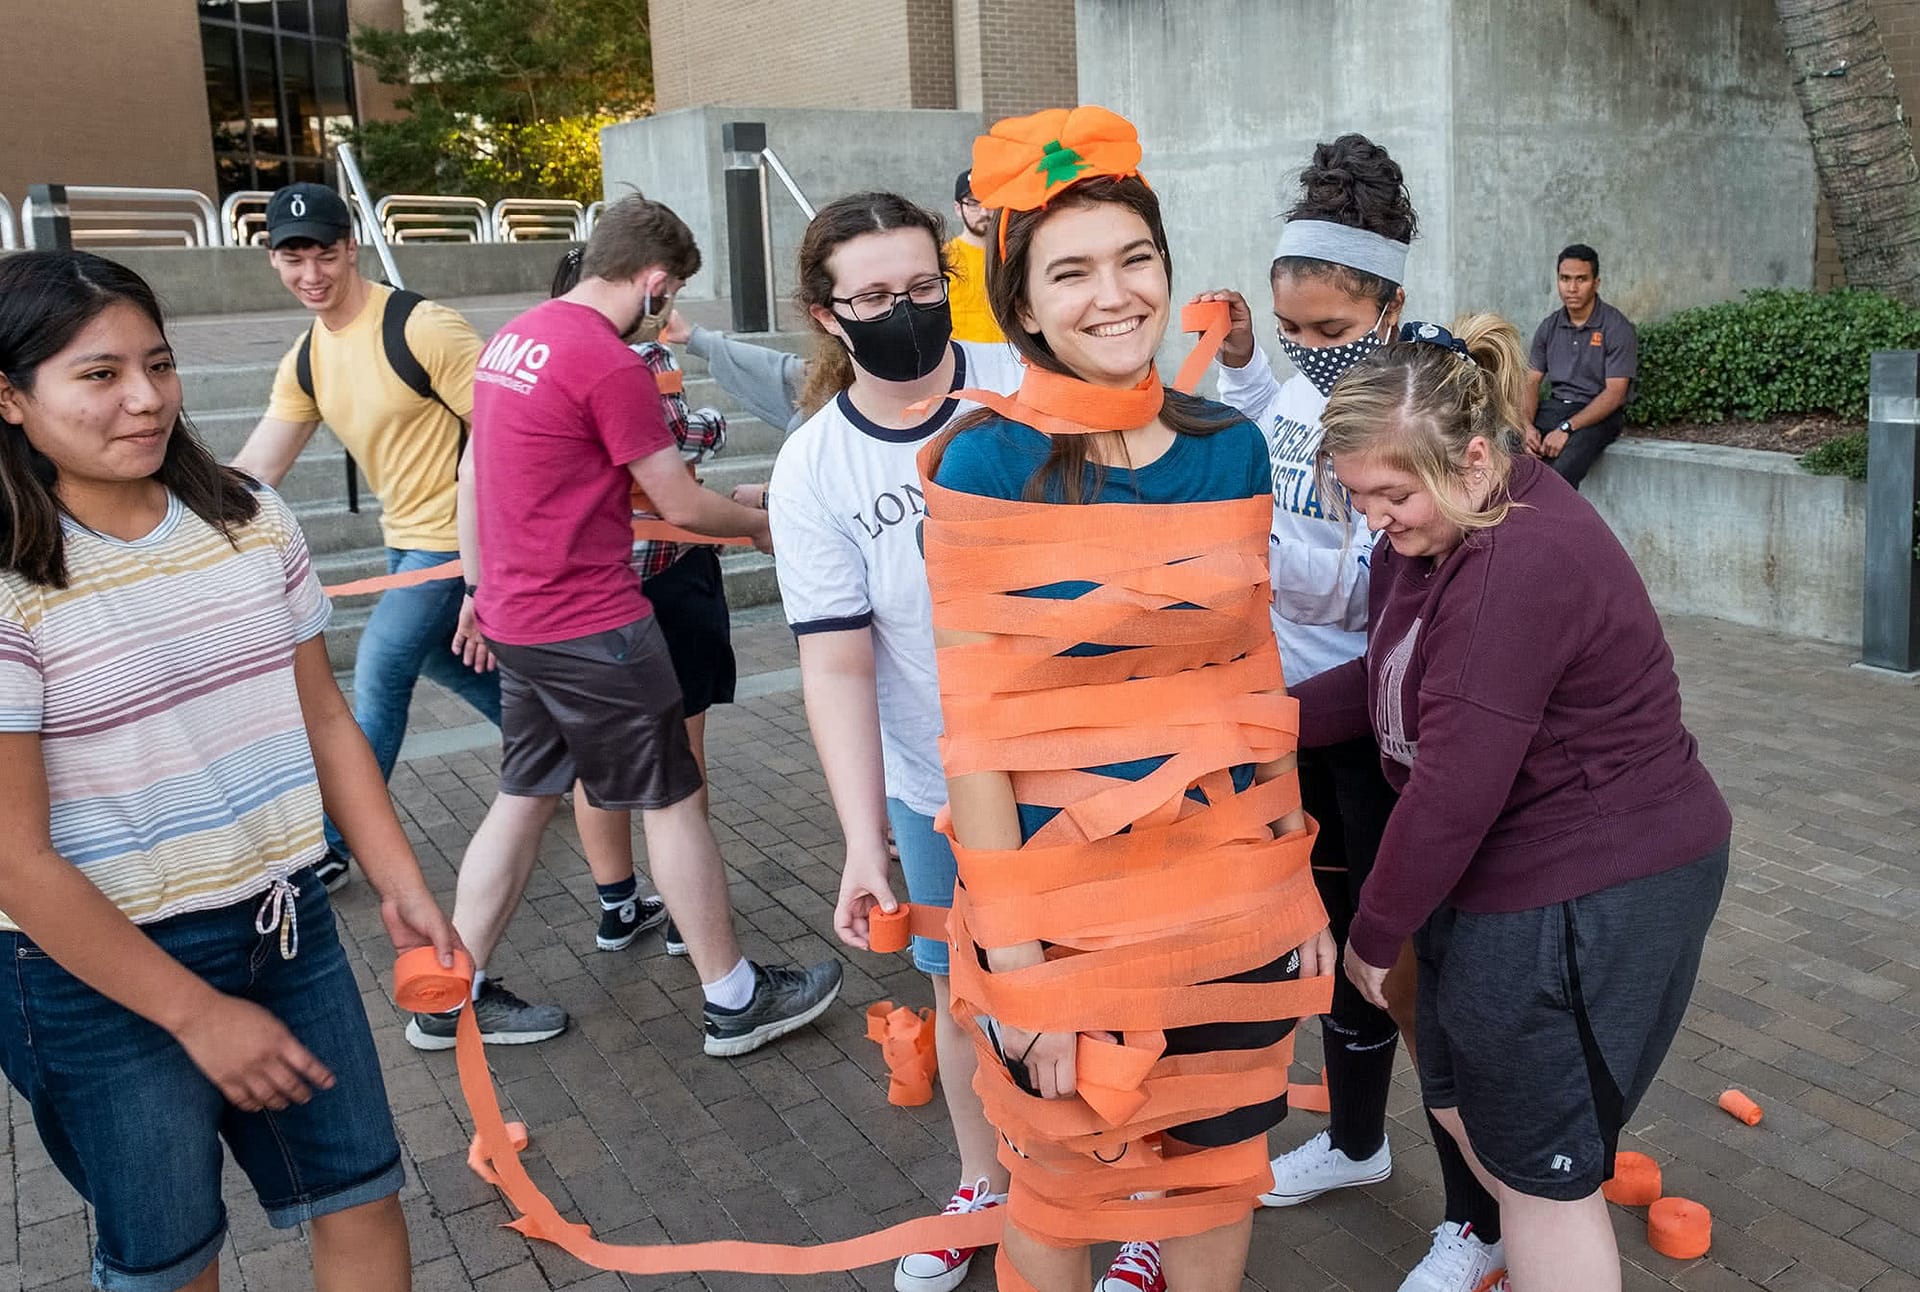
[1414, 843, 1728, 1200]
[486, 616, 704, 811]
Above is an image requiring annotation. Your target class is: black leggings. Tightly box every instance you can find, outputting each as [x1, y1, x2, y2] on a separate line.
[1299, 737, 1402, 1157]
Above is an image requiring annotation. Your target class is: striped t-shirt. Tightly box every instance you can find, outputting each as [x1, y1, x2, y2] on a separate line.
[0, 486, 332, 929]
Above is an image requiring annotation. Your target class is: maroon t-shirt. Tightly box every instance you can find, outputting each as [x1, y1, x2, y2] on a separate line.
[1294, 455, 1731, 967]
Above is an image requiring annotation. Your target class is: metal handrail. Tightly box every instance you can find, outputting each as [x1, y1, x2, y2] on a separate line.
[0, 194, 16, 251]
[583, 200, 604, 237]
[491, 197, 584, 242]
[21, 186, 222, 248]
[335, 142, 406, 287]
[374, 193, 489, 245]
[219, 189, 273, 247]
[760, 148, 816, 220]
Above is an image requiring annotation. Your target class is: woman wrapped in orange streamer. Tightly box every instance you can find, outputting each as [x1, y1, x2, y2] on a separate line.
[918, 107, 1337, 1292]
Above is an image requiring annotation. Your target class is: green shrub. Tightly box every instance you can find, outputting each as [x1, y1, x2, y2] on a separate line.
[1631, 288, 1920, 427]
[1799, 430, 1869, 479]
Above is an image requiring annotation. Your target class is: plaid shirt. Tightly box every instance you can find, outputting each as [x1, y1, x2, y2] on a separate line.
[631, 341, 729, 579]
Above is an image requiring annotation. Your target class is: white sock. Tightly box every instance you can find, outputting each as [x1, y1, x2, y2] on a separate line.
[470, 967, 488, 1003]
[702, 957, 755, 1011]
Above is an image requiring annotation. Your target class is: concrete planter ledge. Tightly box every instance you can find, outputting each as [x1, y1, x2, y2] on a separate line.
[1584, 438, 1865, 648]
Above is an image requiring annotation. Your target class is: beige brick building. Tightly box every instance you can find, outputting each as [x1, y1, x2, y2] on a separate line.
[0, 0, 405, 217]
[648, 0, 1078, 121]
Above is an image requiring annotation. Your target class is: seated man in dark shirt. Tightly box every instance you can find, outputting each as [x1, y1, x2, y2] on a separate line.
[1520, 243, 1637, 489]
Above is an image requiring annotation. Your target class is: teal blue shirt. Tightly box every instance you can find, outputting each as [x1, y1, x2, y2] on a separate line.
[932, 402, 1271, 840]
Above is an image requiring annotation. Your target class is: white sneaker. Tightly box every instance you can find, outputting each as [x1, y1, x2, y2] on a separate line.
[1259, 1129, 1392, 1207]
[1398, 1221, 1506, 1292]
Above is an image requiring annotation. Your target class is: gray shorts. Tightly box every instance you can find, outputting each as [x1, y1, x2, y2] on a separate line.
[1415, 843, 1728, 1201]
[486, 616, 704, 811]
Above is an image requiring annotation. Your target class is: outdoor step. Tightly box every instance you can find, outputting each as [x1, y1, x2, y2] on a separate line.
[293, 499, 387, 556]
[191, 408, 345, 459]
[313, 546, 781, 669]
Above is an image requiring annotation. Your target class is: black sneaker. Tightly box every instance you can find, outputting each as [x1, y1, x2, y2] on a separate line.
[702, 960, 843, 1057]
[313, 847, 351, 894]
[597, 894, 668, 951]
[404, 979, 569, 1051]
[662, 916, 689, 957]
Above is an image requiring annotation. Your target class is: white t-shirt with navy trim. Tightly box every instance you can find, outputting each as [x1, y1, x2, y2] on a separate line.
[767, 340, 1024, 816]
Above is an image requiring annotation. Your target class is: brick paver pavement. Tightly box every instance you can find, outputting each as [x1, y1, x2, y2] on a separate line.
[4, 611, 1917, 1291]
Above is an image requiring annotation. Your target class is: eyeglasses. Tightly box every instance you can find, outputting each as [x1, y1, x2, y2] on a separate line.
[830, 276, 950, 323]
[958, 195, 985, 210]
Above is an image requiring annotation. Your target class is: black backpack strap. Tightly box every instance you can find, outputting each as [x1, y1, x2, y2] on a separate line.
[381, 290, 470, 467]
[296, 325, 361, 513]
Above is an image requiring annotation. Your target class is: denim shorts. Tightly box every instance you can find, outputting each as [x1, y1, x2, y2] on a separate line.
[885, 798, 957, 976]
[0, 869, 404, 1292]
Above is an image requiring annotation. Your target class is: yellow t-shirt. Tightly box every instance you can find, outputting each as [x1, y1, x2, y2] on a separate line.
[265, 283, 481, 551]
[946, 236, 1004, 344]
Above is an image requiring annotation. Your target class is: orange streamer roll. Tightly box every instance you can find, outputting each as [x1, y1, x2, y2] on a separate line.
[914, 301, 1331, 1253]
[393, 946, 476, 1012]
[1717, 1089, 1763, 1126]
[1647, 1196, 1712, 1260]
[1601, 1151, 1663, 1206]
[863, 902, 950, 954]
[864, 1002, 939, 1106]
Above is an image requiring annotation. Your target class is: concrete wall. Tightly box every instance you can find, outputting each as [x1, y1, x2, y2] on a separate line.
[1077, 0, 1814, 351]
[1449, 0, 1815, 328]
[600, 106, 985, 303]
[1585, 441, 1865, 648]
[0, 1, 218, 209]
[77, 242, 573, 318]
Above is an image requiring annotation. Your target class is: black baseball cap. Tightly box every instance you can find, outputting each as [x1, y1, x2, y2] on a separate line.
[265, 183, 353, 249]
[955, 169, 976, 203]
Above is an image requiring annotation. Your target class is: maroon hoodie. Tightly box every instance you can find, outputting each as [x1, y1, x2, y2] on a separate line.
[1293, 455, 1731, 967]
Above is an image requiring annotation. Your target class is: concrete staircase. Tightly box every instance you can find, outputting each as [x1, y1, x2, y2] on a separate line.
[170, 295, 812, 668]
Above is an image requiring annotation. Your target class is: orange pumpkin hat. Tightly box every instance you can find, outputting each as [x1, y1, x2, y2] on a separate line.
[968, 105, 1146, 255]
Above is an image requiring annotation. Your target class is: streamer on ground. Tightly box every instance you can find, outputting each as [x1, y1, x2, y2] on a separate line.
[917, 292, 1332, 1288]
[391, 948, 1005, 1274]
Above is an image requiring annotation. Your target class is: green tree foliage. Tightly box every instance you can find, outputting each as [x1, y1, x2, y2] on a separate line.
[341, 0, 650, 203]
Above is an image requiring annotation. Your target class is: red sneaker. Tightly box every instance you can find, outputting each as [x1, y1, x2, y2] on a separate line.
[894, 1178, 1006, 1292]
[1097, 1241, 1166, 1292]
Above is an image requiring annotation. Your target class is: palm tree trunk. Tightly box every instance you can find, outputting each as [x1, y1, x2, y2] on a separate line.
[1776, 0, 1920, 305]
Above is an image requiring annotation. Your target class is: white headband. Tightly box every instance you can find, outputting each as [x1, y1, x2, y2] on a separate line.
[1273, 219, 1410, 285]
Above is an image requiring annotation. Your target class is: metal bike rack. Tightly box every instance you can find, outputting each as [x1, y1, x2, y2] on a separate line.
[0, 194, 17, 251]
[21, 185, 223, 248]
[491, 197, 585, 242]
[219, 189, 274, 247]
[373, 193, 490, 245]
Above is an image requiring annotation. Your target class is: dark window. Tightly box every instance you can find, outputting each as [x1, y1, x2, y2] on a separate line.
[199, 0, 359, 196]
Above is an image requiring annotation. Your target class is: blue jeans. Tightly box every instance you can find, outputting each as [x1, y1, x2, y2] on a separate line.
[0, 870, 404, 1291]
[324, 546, 502, 856]
[885, 798, 958, 976]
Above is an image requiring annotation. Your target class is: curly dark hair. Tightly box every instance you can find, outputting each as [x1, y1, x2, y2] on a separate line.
[1273, 133, 1420, 306]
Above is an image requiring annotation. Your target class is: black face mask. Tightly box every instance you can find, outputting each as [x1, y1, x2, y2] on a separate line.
[836, 298, 953, 383]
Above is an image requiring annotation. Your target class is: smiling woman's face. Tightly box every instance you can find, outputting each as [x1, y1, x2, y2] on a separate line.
[1017, 200, 1170, 388]
[0, 300, 180, 485]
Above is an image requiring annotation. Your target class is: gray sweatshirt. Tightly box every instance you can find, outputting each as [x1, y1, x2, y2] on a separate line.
[686, 326, 807, 433]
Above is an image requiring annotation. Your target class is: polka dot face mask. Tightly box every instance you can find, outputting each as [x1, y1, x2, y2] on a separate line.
[1275, 302, 1390, 397]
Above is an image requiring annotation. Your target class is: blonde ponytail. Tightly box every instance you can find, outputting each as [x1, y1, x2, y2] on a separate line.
[1317, 312, 1528, 534]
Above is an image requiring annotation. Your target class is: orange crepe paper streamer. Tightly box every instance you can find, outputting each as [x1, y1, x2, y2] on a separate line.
[1717, 1089, 1763, 1126]
[1288, 1068, 1330, 1115]
[1601, 1151, 1663, 1206]
[467, 1121, 531, 1187]
[1647, 1196, 1712, 1260]
[863, 902, 950, 954]
[865, 1002, 940, 1106]
[653, 369, 684, 396]
[914, 297, 1333, 1254]
[392, 952, 1008, 1275]
[323, 516, 749, 597]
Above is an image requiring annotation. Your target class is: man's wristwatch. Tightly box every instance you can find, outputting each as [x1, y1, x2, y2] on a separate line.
[1556, 420, 1573, 435]
[464, 583, 479, 599]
